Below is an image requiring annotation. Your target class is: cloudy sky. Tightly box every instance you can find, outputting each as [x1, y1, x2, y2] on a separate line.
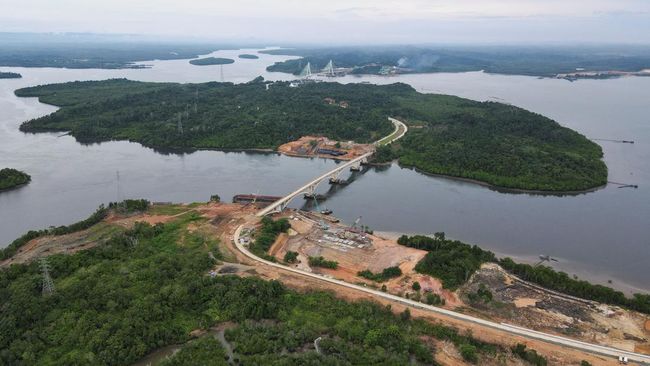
[2, 0, 649, 44]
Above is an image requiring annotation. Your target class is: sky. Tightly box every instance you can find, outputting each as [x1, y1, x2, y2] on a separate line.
[1, 0, 649, 44]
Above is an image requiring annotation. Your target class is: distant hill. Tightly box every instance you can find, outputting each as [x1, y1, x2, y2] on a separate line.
[263, 45, 650, 77]
[0, 71, 21, 79]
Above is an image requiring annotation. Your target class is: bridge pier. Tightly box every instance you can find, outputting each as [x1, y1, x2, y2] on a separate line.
[328, 170, 344, 184]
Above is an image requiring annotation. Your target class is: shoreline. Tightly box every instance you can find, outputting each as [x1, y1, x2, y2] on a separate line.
[398, 162, 607, 196]
[0, 181, 30, 193]
[375, 230, 649, 296]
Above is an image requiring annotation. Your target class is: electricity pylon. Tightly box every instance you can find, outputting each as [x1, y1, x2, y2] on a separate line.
[40, 257, 55, 296]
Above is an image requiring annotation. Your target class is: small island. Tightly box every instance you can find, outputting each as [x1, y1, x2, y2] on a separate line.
[238, 54, 259, 59]
[189, 57, 235, 66]
[0, 71, 22, 79]
[0, 168, 31, 191]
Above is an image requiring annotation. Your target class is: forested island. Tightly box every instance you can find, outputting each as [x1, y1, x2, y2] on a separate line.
[0, 71, 21, 79]
[189, 57, 235, 66]
[238, 54, 259, 59]
[0, 168, 31, 191]
[15, 78, 607, 191]
[262, 45, 650, 77]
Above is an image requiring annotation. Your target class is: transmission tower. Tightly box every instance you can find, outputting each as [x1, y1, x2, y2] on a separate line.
[40, 257, 55, 296]
[177, 113, 184, 134]
[220, 65, 225, 82]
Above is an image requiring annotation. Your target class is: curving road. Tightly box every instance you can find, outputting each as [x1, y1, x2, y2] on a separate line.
[233, 225, 650, 365]
[257, 117, 408, 217]
[241, 115, 650, 363]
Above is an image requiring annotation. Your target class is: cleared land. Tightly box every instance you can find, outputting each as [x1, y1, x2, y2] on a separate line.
[3, 202, 649, 364]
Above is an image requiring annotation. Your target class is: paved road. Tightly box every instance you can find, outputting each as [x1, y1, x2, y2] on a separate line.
[233, 224, 650, 365]
[257, 117, 408, 217]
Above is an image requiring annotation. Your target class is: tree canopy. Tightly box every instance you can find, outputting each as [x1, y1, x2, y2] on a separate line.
[0, 168, 31, 191]
[16, 79, 607, 191]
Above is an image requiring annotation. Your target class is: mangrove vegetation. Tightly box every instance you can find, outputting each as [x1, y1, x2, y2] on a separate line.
[15, 79, 607, 191]
[0, 168, 31, 191]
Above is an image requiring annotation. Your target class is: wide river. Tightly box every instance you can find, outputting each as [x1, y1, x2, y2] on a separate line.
[1, 49, 648, 292]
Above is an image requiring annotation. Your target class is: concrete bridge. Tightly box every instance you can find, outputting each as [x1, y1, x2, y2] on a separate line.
[256, 117, 406, 217]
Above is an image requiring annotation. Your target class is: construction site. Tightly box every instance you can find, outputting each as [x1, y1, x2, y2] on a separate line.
[5, 200, 650, 365]
[277, 135, 374, 161]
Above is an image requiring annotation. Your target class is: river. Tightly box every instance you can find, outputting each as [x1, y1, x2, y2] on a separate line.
[1, 48, 648, 293]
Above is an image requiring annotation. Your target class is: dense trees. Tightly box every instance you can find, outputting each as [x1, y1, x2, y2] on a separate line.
[284, 251, 298, 263]
[357, 266, 402, 282]
[393, 94, 607, 191]
[0, 168, 31, 191]
[398, 234, 496, 290]
[189, 57, 235, 66]
[262, 46, 650, 77]
[160, 337, 228, 366]
[249, 217, 290, 258]
[17, 79, 394, 150]
[308, 256, 338, 269]
[0, 71, 21, 78]
[16, 79, 607, 191]
[0, 215, 517, 365]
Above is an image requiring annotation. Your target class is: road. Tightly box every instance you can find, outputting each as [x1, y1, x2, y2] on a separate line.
[245, 115, 650, 363]
[233, 223, 650, 365]
[256, 117, 408, 217]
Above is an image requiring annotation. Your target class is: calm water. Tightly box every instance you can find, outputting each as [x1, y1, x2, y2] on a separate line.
[1, 49, 648, 292]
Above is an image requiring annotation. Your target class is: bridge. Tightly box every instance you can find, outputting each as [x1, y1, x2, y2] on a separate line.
[256, 117, 407, 217]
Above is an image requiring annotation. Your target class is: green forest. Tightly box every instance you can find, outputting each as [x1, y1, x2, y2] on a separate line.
[0, 211, 516, 366]
[238, 54, 259, 59]
[262, 45, 650, 76]
[16, 79, 607, 191]
[0, 168, 31, 191]
[189, 57, 235, 66]
[0, 71, 21, 79]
